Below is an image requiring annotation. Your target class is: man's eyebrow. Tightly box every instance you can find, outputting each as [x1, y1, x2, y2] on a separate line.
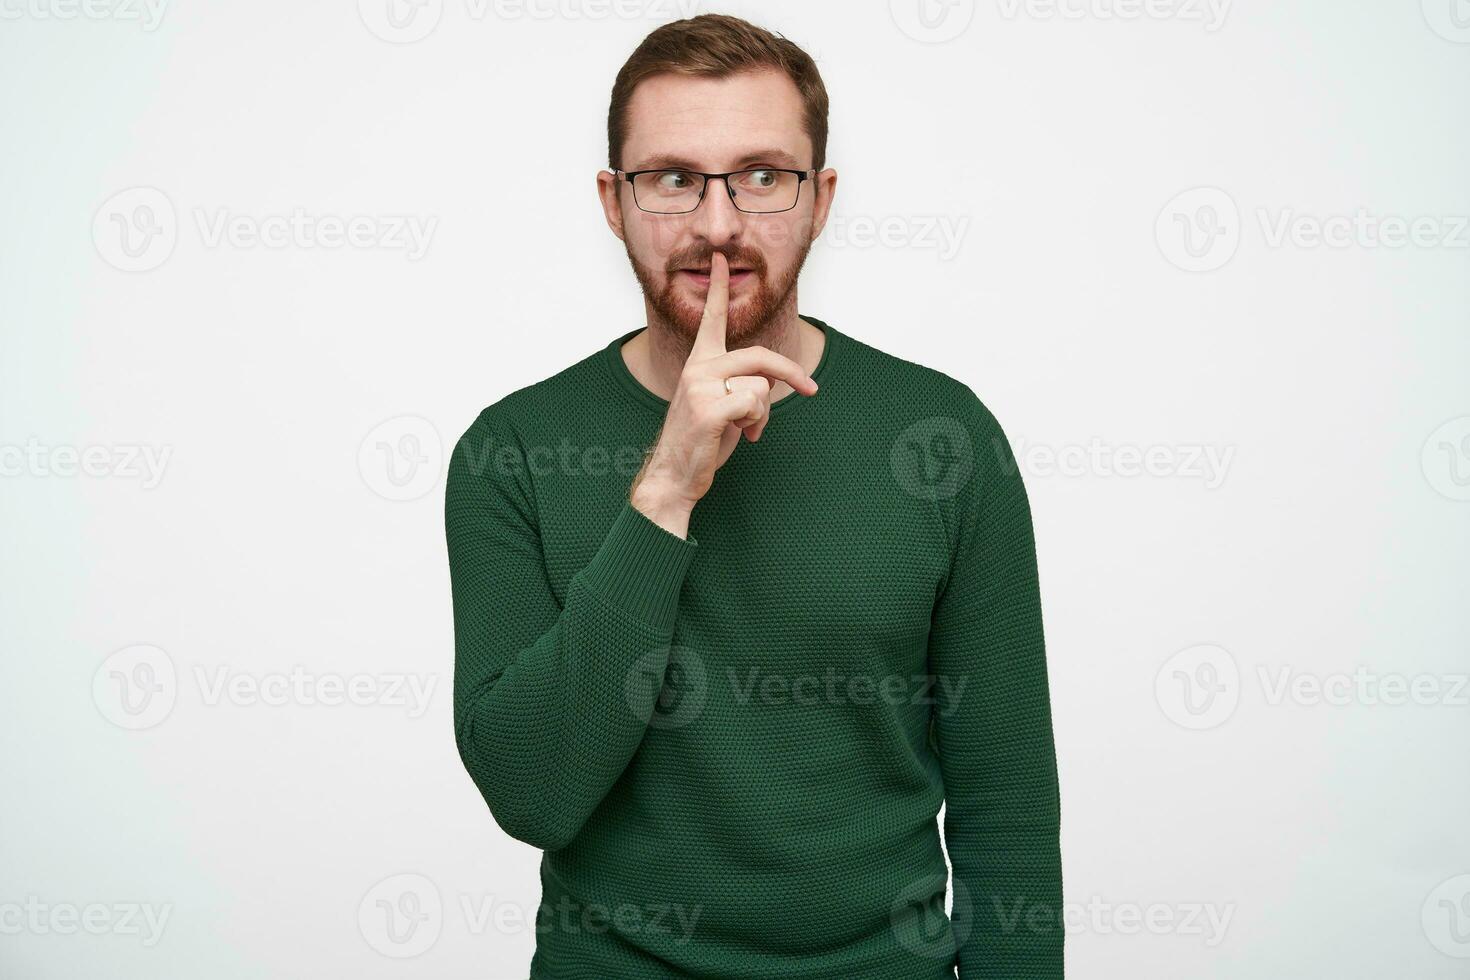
[629, 149, 803, 171]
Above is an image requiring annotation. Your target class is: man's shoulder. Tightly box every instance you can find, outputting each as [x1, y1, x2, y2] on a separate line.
[458, 335, 619, 440]
[832, 324, 1004, 436]
[833, 325, 1025, 517]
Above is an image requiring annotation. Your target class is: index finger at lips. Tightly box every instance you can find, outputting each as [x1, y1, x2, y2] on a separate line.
[690, 252, 730, 358]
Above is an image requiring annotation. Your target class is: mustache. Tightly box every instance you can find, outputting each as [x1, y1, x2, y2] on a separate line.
[666, 248, 766, 275]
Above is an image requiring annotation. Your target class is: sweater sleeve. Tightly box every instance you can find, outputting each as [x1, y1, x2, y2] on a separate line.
[445, 410, 697, 851]
[927, 392, 1064, 978]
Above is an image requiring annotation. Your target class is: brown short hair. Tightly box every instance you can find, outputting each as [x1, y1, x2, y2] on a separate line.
[607, 13, 830, 172]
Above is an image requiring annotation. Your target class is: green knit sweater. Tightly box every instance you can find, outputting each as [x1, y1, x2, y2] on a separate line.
[445, 316, 1063, 979]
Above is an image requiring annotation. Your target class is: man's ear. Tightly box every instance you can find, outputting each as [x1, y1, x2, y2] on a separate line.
[597, 170, 626, 241]
[808, 168, 837, 241]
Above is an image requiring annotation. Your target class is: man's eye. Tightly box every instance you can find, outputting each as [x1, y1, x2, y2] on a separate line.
[657, 171, 694, 189]
[735, 170, 781, 192]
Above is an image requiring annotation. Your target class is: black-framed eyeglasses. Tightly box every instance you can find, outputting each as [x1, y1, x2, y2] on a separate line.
[612, 167, 817, 214]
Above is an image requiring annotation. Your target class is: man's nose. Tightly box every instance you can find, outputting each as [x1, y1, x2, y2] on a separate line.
[689, 175, 743, 245]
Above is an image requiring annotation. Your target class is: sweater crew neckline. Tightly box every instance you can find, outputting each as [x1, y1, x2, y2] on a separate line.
[602, 315, 842, 418]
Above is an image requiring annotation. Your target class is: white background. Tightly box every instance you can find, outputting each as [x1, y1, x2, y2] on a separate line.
[2, 0, 1468, 977]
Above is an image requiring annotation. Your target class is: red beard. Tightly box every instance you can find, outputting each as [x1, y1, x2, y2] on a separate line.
[625, 237, 812, 347]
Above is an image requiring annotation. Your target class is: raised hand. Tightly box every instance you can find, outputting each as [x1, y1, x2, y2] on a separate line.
[629, 251, 818, 537]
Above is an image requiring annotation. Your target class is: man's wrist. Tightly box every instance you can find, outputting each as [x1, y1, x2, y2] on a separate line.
[629, 477, 694, 539]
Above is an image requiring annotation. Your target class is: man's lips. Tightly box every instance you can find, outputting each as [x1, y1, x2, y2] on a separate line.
[677, 267, 754, 286]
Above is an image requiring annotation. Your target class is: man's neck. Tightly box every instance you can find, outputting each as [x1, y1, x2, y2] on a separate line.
[621, 308, 825, 404]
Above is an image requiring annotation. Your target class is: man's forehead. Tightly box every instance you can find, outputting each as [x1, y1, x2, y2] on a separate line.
[622, 69, 813, 171]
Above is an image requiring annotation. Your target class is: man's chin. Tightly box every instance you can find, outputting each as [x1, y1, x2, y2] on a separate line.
[662, 289, 765, 343]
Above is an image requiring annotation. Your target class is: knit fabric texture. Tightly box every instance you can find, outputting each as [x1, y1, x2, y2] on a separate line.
[445, 316, 1063, 979]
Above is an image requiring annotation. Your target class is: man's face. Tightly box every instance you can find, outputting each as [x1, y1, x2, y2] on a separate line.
[600, 68, 834, 346]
